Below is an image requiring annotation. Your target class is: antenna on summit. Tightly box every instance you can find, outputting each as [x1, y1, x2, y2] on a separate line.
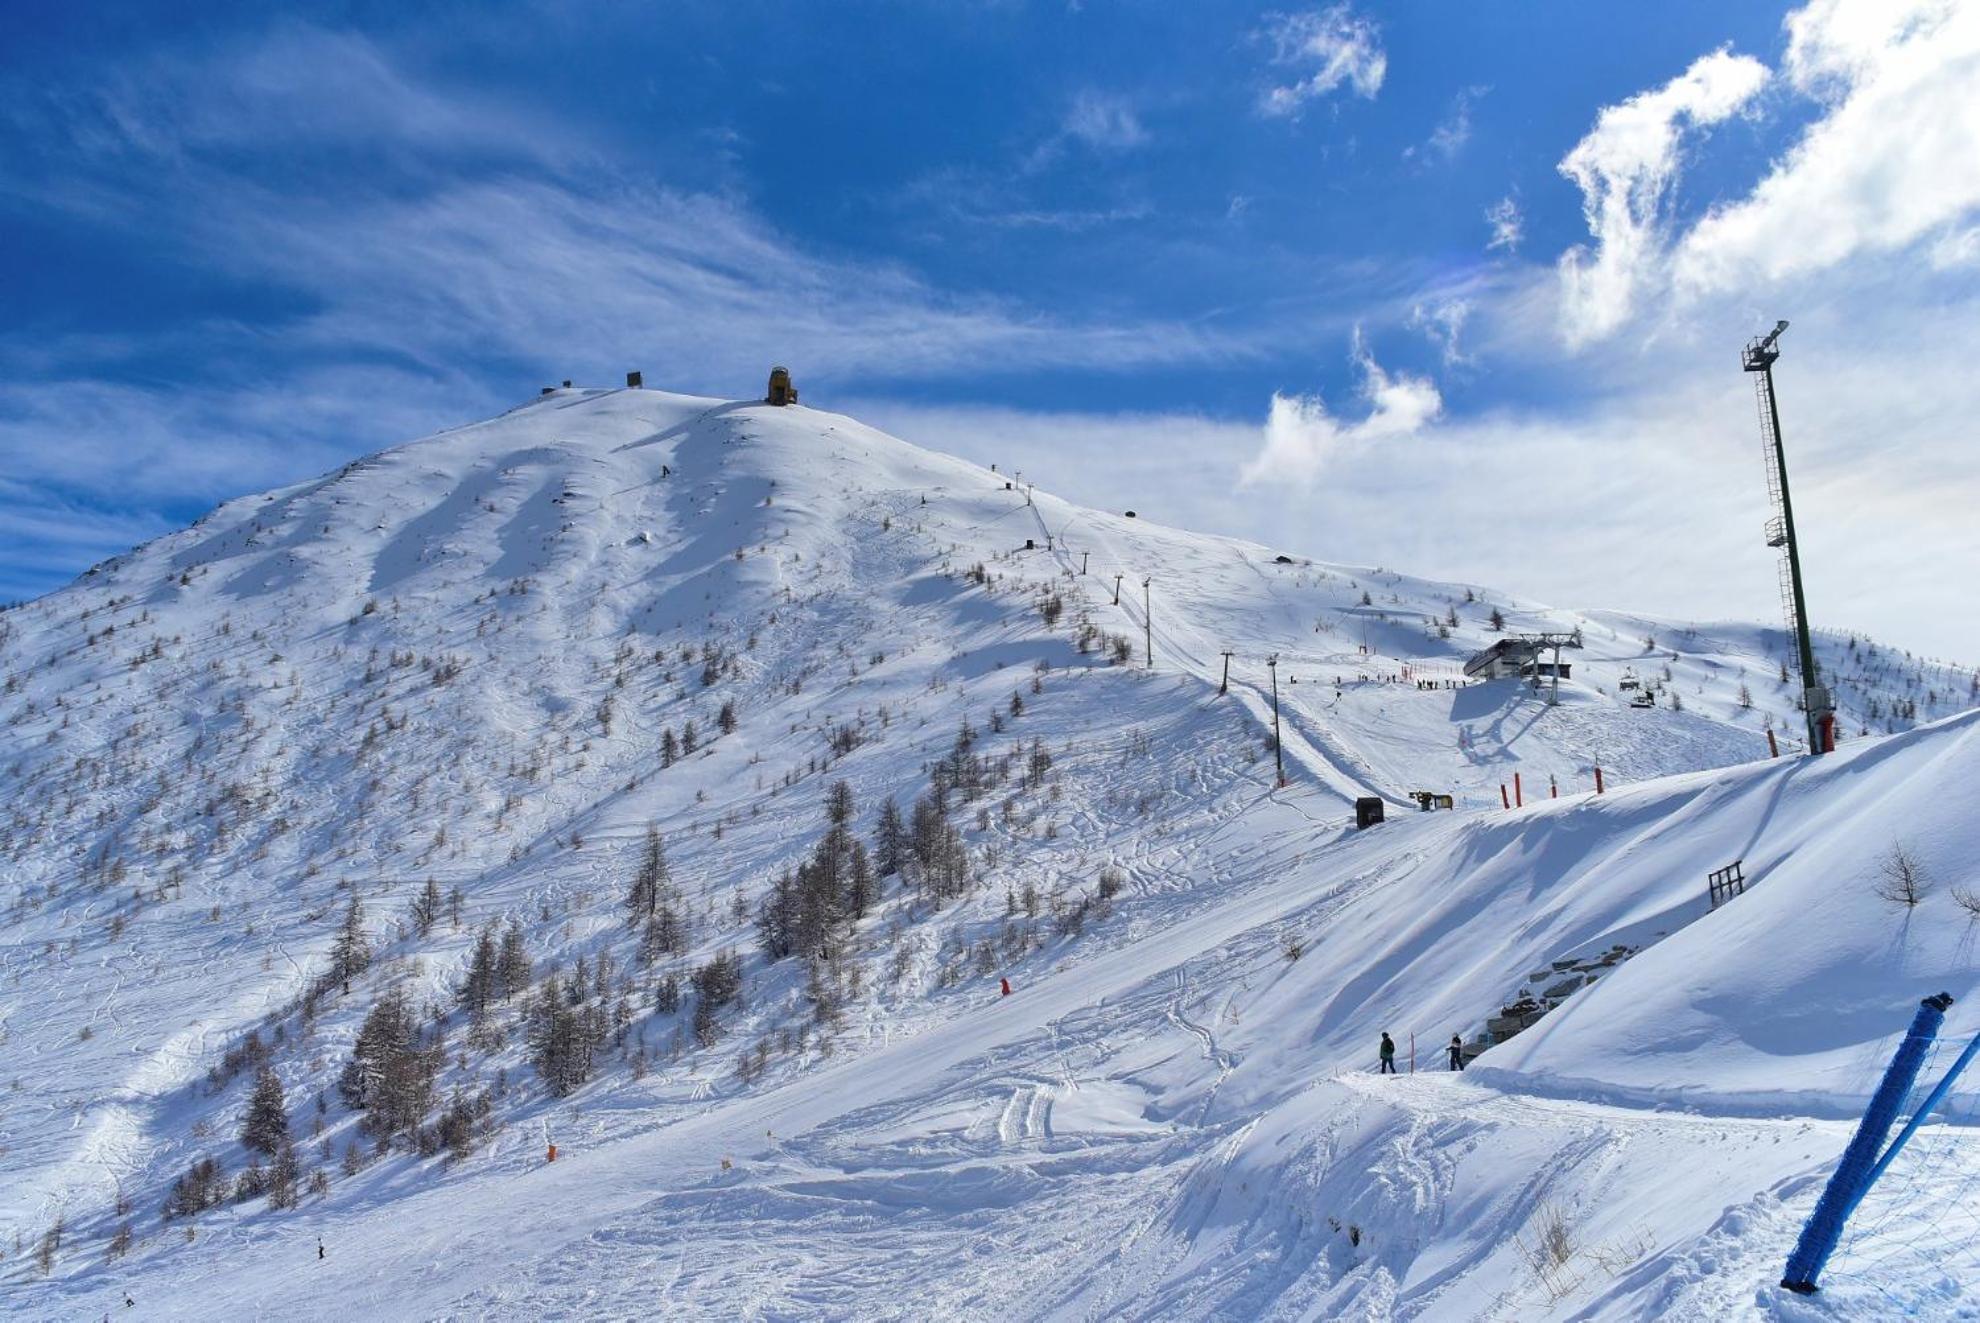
[1742, 319, 1833, 755]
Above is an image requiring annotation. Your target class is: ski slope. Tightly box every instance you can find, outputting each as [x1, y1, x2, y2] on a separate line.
[3, 385, 1978, 1318]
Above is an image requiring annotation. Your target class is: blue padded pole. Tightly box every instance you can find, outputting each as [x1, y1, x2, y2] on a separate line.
[1850, 1030, 1980, 1216]
[1780, 992, 1953, 1295]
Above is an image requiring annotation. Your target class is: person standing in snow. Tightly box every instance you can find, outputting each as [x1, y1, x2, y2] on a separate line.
[1448, 1035, 1465, 1071]
[1378, 1032, 1397, 1074]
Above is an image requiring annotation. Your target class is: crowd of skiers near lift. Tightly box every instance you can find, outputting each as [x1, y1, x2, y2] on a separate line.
[1376, 1031, 1468, 1073]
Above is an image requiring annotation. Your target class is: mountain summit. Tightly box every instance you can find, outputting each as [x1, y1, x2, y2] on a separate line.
[5, 385, 1978, 1317]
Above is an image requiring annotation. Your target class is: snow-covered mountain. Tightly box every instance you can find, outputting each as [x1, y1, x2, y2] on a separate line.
[5, 385, 1978, 1318]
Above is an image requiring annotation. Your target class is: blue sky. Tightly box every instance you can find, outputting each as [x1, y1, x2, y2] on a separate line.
[5, 1, 1980, 658]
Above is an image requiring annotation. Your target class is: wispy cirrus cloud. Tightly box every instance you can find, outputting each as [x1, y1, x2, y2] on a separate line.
[1408, 299, 1472, 366]
[1059, 90, 1149, 153]
[0, 481, 173, 602]
[3, 22, 564, 176]
[1484, 195, 1524, 253]
[7, 32, 1229, 388]
[1410, 85, 1487, 163]
[0, 363, 482, 600]
[1258, 6, 1387, 118]
[1018, 89, 1152, 175]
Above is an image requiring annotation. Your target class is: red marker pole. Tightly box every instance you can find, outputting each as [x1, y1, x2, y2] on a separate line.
[1500, 784, 1510, 810]
[1514, 772, 1523, 808]
[1000, 977, 1011, 997]
[1767, 729, 1780, 758]
[1594, 766, 1605, 795]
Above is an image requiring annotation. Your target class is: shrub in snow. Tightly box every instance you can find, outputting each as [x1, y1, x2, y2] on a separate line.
[1875, 842, 1933, 908]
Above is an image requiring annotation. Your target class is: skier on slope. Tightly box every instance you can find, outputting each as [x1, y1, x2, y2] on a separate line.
[1378, 1031, 1397, 1074]
[1448, 1034, 1465, 1072]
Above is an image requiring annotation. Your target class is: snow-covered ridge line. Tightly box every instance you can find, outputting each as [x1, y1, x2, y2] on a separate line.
[4, 385, 1977, 1317]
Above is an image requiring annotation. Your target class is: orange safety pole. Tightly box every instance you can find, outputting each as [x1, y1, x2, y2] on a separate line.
[1514, 772, 1523, 807]
[547, 1143, 557, 1163]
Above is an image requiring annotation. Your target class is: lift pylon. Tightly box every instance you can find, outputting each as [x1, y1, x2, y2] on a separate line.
[1742, 320, 1833, 755]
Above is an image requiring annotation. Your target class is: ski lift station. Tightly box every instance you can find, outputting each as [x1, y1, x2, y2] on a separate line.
[1463, 635, 1577, 682]
[1464, 632, 1585, 705]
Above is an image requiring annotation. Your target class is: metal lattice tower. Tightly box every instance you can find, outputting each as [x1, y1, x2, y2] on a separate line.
[1742, 320, 1832, 755]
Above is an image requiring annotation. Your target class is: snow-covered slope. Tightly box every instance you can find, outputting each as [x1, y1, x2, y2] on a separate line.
[4, 385, 1977, 1318]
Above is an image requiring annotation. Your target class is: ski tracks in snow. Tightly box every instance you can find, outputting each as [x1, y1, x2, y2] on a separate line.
[1168, 965, 1237, 1126]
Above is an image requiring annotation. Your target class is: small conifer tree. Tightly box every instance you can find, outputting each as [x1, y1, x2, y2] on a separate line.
[241, 1064, 289, 1156]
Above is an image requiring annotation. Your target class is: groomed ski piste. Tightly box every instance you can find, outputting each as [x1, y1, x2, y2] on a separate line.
[4, 386, 1979, 1319]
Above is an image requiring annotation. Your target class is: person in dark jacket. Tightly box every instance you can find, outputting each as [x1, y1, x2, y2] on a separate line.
[1449, 1034, 1465, 1071]
[1378, 1031, 1397, 1074]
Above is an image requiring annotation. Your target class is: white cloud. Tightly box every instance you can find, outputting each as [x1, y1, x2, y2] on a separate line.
[1240, 334, 1441, 486]
[1485, 195, 1524, 254]
[1555, 48, 1769, 347]
[1259, 6, 1386, 118]
[1674, 0, 1980, 294]
[1425, 85, 1487, 161]
[1061, 91, 1149, 152]
[1409, 299, 1471, 366]
[1020, 91, 1150, 172]
[1029, 90, 1156, 173]
[1552, 0, 1980, 345]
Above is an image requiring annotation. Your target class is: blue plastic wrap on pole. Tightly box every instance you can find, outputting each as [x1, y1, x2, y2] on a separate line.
[1851, 1031, 1980, 1216]
[1780, 993, 1953, 1294]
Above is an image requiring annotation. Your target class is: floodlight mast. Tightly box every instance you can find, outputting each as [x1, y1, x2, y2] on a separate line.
[1742, 320, 1832, 755]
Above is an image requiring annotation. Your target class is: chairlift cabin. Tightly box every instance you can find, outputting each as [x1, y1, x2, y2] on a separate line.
[765, 366, 798, 406]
